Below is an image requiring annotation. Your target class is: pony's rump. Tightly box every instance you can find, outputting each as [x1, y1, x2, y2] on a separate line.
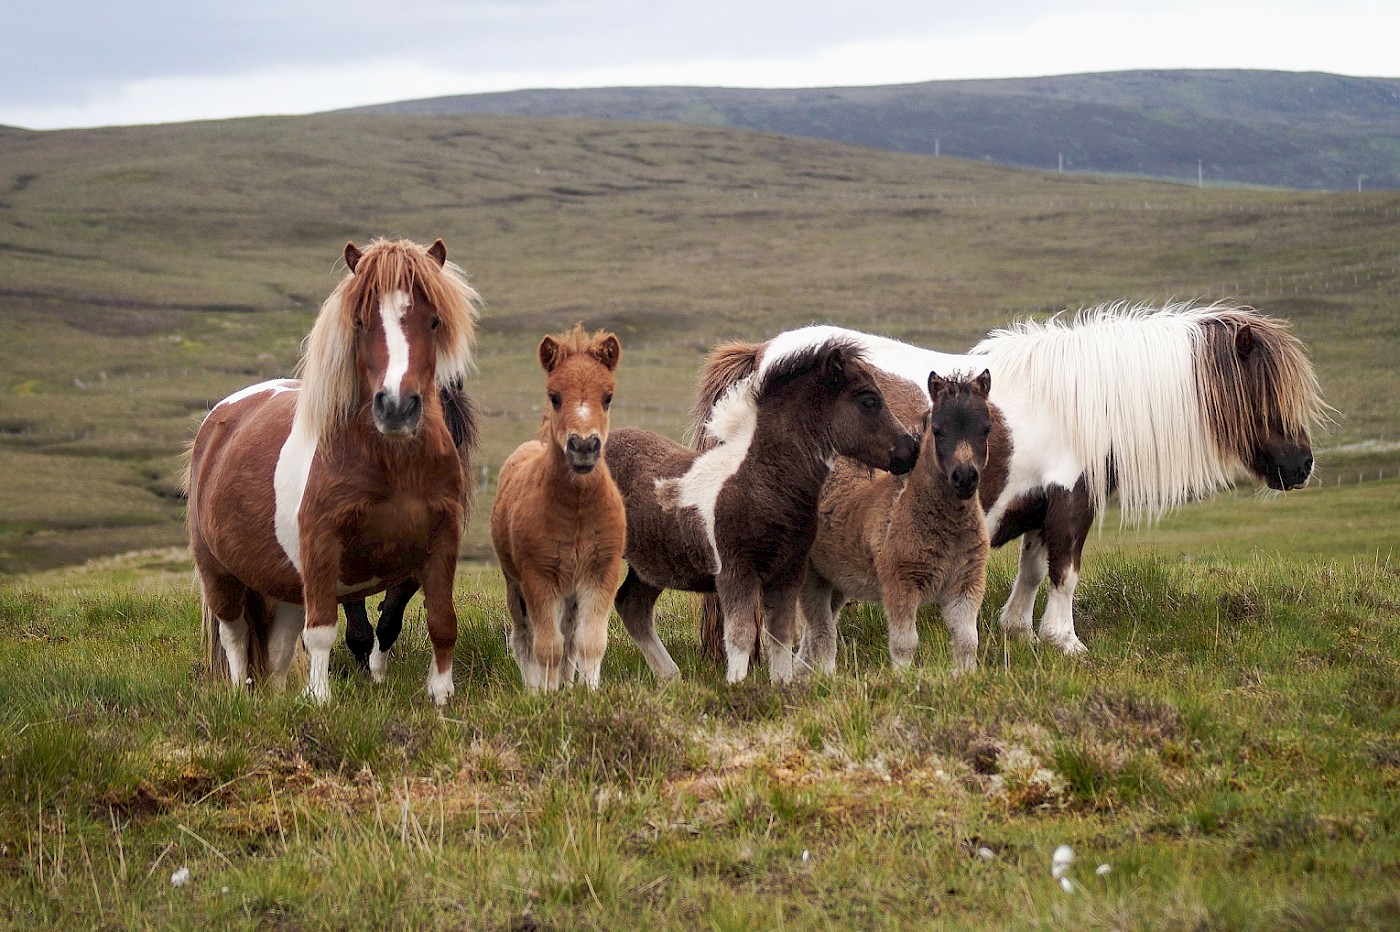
[690, 340, 763, 449]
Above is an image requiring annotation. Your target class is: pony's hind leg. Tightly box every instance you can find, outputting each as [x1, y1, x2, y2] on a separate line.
[266, 601, 306, 690]
[199, 571, 252, 686]
[998, 531, 1047, 642]
[615, 567, 678, 681]
[344, 601, 374, 671]
[369, 580, 421, 682]
[797, 570, 841, 677]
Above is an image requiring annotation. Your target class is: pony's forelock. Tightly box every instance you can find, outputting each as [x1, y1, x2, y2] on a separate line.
[294, 238, 479, 438]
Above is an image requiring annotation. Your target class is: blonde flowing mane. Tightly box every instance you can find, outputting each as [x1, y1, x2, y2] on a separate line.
[294, 238, 479, 439]
[975, 301, 1327, 522]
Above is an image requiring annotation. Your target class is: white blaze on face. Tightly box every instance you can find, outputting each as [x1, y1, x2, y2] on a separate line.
[379, 290, 412, 402]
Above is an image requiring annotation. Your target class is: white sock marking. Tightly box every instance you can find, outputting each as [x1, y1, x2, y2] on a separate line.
[302, 624, 338, 704]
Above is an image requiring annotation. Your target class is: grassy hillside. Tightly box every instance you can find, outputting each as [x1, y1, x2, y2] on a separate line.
[1, 483, 1397, 927]
[349, 70, 1400, 190]
[1, 113, 1398, 571]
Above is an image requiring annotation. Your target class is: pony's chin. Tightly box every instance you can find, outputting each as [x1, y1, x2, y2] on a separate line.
[375, 424, 418, 440]
[569, 463, 597, 475]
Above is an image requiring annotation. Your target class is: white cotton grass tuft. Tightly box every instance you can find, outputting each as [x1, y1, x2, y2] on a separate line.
[1096, 863, 1112, 876]
[1051, 844, 1074, 878]
[978, 847, 996, 861]
[170, 867, 192, 887]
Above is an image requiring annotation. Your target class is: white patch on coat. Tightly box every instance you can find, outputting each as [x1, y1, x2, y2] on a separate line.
[379, 290, 412, 401]
[273, 423, 317, 572]
[210, 378, 298, 414]
[654, 378, 758, 574]
[336, 577, 382, 596]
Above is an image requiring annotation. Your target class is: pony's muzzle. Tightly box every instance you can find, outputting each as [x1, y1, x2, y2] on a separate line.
[888, 434, 919, 476]
[951, 464, 981, 500]
[373, 389, 422, 437]
[565, 433, 602, 473]
[1270, 454, 1314, 491]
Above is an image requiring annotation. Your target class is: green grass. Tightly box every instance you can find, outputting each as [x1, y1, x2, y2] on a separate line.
[1, 477, 1397, 928]
[1, 113, 1398, 570]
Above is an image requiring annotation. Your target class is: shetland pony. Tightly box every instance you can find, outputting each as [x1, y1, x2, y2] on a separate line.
[800, 370, 998, 675]
[490, 326, 626, 691]
[605, 338, 919, 684]
[696, 302, 1327, 657]
[342, 378, 478, 679]
[186, 238, 478, 705]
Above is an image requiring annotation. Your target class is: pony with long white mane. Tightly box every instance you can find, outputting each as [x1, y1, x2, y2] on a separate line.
[186, 237, 479, 705]
[701, 301, 1326, 656]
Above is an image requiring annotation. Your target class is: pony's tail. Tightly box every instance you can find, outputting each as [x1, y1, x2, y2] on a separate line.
[691, 340, 765, 665]
[688, 341, 763, 450]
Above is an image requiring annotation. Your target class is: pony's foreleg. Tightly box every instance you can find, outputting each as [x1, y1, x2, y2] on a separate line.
[615, 567, 679, 681]
[1037, 483, 1093, 655]
[882, 582, 924, 670]
[797, 570, 841, 676]
[998, 532, 1047, 642]
[419, 537, 460, 706]
[265, 601, 306, 690]
[718, 573, 763, 684]
[518, 578, 567, 692]
[762, 584, 801, 684]
[939, 591, 983, 675]
[572, 582, 616, 690]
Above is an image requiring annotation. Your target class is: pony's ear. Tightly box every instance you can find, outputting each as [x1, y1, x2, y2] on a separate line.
[927, 371, 948, 400]
[974, 369, 992, 396]
[1235, 324, 1255, 359]
[344, 242, 362, 273]
[538, 335, 564, 372]
[821, 345, 848, 390]
[427, 238, 447, 268]
[590, 333, 622, 371]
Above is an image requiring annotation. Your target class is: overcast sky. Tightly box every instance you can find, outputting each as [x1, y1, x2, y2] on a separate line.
[5, 1, 1398, 130]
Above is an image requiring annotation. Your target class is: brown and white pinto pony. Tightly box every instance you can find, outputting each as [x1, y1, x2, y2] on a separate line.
[605, 338, 920, 684]
[490, 326, 626, 691]
[697, 302, 1327, 659]
[800, 370, 1000, 675]
[186, 237, 478, 705]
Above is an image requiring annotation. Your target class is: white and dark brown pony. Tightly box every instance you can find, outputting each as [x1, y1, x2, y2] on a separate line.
[185, 237, 479, 704]
[801, 370, 998, 675]
[490, 326, 627, 691]
[605, 338, 920, 684]
[698, 302, 1326, 657]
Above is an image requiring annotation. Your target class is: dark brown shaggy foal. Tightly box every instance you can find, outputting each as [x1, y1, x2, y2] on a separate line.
[801, 370, 1000, 675]
[605, 339, 919, 684]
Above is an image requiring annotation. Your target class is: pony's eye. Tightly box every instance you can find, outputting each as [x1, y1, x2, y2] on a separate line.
[602, 393, 613, 409]
[549, 392, 562, 410]
[860, 394, 881, 411]
[353, 316, 363, 330]
[933, 429, 946, 439]
[430, 317, 441, 331]
[982, 426, 992, 437]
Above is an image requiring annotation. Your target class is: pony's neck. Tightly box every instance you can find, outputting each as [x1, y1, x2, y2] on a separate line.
[744, 406, 834, 501]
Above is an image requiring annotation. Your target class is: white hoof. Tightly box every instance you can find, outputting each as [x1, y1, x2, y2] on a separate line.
[1046, 634, 1088, 656]
[426, 665, 454, 706]
[368, 643, 390, 684]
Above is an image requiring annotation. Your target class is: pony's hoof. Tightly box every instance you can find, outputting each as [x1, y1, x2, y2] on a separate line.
[1047, 635, 1088, 656]
[368, 645, 390, 684]
[302, 683, 331, 705]
[426, 668, 454, 705]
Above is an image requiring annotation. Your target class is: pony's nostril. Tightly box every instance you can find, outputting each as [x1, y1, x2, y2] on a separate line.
[373, 390, 389, 414]
[1303, 456, 1314, 475]
[586, 436, 601, 455]
[404, 393, 421, 419]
